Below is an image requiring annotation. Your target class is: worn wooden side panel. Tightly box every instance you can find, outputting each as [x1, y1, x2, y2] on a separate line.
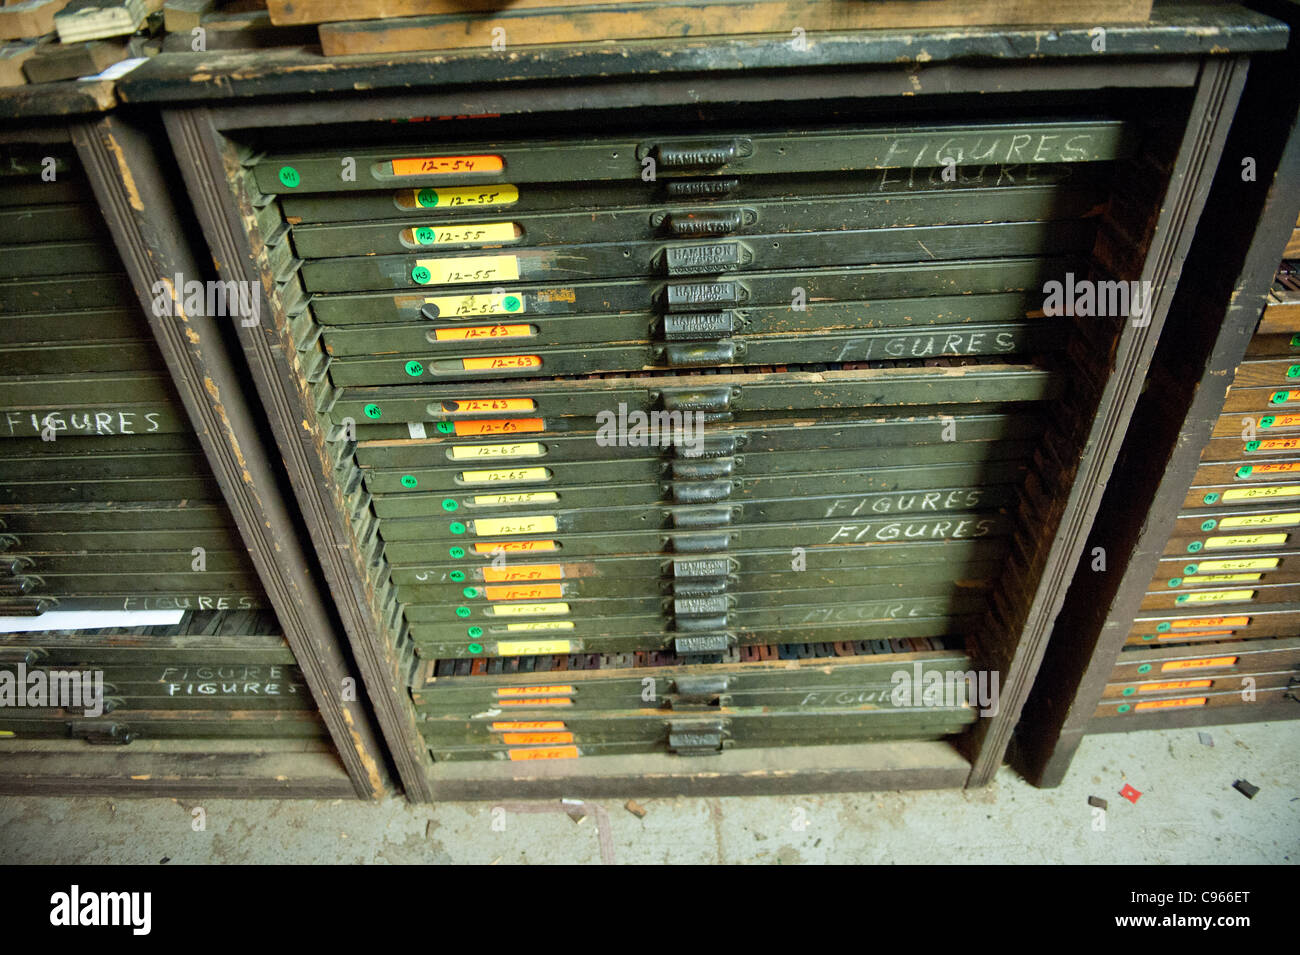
[71, 114, 391, 799]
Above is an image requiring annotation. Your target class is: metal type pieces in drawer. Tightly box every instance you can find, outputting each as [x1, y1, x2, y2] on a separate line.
[289, 181, 1106, 258]
[253, 120, 1131, 193]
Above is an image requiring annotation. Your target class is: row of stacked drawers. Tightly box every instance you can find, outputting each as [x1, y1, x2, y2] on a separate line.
[1098, 253, 1300, 720]
[253, 117, 1127, 760]
[0, 144, 326, 746]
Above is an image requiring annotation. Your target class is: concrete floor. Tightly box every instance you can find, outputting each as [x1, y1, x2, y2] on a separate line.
[0, 721, 1295, 864]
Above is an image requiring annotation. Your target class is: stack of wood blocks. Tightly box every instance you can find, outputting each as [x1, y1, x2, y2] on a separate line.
[262, 0, 1155, 57]
[0, 0, 162, 86]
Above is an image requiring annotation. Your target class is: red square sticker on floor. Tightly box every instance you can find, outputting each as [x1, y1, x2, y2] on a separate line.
[1120, 784, 1142, 804]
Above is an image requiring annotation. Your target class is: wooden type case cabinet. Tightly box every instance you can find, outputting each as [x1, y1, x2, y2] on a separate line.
[139, 9, 1284, 800]
[1016, 0, 1300, 787]
[0, 105, 388, 798]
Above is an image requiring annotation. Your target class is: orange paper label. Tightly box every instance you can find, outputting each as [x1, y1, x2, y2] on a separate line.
[1255, 439, 1300, 452]
[501, 732, 575, 745]
[391, 155, 503, 175]
[1171, 616, 1250, 628]
[1264, 414, 1300, 427]
[1134, 697, 1207, 710]
[462, 355, 542, 371]
[453, 417, 544, 436]
[1137, 680, 1213, 692]
[1156, 630, 1234, 639]
[497, 697, 572, 706]
[484, 583, 563, 601]
[473, 540, 556, 553]
[482, 564, 563, 583]
[1161, 656, 1238, 671]
[441, 398, 535, 414]
[491, 721, 565, 731]
[435, 325, 531, 342]
[1254, 463, 1300, 474]
[507, 745, 579, 760]
[496, 686, 574, 697]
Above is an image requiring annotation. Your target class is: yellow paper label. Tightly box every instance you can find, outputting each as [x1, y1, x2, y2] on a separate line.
[441, 398, 535, 414]
[1178, 590, 1255, 603]
[473, 516, 558, 536]
[472, 492, 559, 506]
[391, 155, 503, 176]
[496, 639, 573, 655]
[449, 442, 544, 460]
[414, 254, 519, 285]
[434, 325, 532, 342]
[496, 686, 574, 697]
[501, 732, 574, 745]
[504, 621, 574, 632]
[1253, 439, 1300, 452]
[1171, 616, 1250, 628]
[483, 563, 563, 582]
[1203, 534, 1288, 548]
[484, 584, 563, 601]
[1218, 513, 1300, 529]
[0, 730, 12, 737]
[459, 466, 549, 483]
[507, 745, 579, 760]
[461, 355, 541, 371]
[489, 602, 570, 616]
[1221, 485, 1300, 501]
[1193, 559, 1278, 572]
[1178, 573, 1262, 584]
[1133, 698, 1206, 711]
[414, 184, 519, 208]
[473, 540, 555, 553]
[1136, 680, 1213, 692]
[423, 293, 525, 318]
[1162, 656, 1238, 671]
[415, 222, 516, 245]
[454, 417, 543, 437]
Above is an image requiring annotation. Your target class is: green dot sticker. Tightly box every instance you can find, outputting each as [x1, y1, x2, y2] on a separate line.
[412, 266, 432, 285]
[1273, 392, 1289, 405]
[1117, 703, 1131, 714]
[1201, 519, 1217, 532]
[1203, 492, 1220, 504]
[449, 570, 466, 582]
[1291, 335, 1300, 348]
[1122, 687, 1136, 696]
[441, 498, 458, 511]
[449, 546, 465, 558]
[417, 188, 438, 207]
[1289, 365, 1300, 378]
[1157, 622, 1171, 632]
[404, 360, 424, 377]
[462, 586, 477, 599]
[1168, 578, 1182, 588]
[503, 295, 522, 312]
[436, 421, 454, 434]
[1236, 466, 1253, 479]
[364, 403, 382, 419]
[468, 627, 483, 639]
[1142, 633, 1156, 641]
[1187, 541, 1203, 553]
[1184, 564, 1198, 575]
[1245, 440, 1260, 452]
[399, 475, 417, 488]
[455, 606, 471, 618]
[468, 641, 483, 653]
[1261, 416, 1275, 429]
[449, 521, 466, 535]
[415, 227, 436, 245]
[1137, 664, 1153, 674]
[1176, 594, 1189, 604]
[278, 166, 301, 188]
